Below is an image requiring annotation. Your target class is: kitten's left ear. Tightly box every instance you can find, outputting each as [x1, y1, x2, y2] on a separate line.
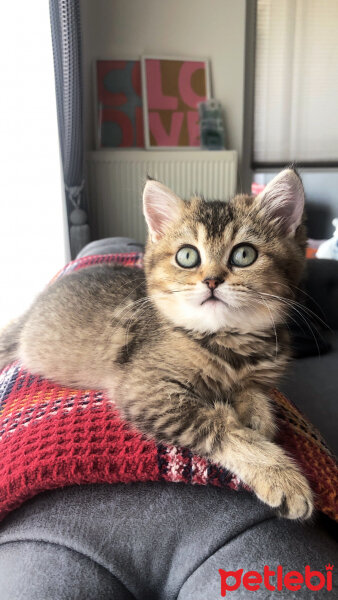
[255, 169, 305, 236]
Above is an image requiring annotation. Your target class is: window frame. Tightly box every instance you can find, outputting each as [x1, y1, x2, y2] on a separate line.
[243, 0, 338, 182]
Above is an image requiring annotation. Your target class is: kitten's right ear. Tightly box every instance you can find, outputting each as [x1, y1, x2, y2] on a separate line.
[255, 169, 305, 236]
[143, 179, 184, 242]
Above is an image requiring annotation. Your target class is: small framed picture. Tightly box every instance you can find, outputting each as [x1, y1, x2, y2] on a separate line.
[94, 59, 144, 148]
[141, 55, 211, 149]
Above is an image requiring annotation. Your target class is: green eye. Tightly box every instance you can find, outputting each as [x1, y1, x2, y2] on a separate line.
[176, 246, 200, 268]
[230, 244, 257, 267]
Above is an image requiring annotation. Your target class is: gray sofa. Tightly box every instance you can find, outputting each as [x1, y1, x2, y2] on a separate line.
[280, 258, 338, 455]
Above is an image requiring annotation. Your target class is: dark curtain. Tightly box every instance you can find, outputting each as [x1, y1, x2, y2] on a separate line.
[49, 0, 90, 258]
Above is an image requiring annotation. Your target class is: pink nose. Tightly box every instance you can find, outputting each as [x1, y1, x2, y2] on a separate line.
[203, 277, 223, 289]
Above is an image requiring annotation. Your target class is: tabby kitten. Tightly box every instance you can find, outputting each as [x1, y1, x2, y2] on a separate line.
[0, 168, 313, 519]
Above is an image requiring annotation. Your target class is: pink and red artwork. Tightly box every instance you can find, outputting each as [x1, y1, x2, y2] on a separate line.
[96, 60, 144, 148]
[141, 57, 210, 149]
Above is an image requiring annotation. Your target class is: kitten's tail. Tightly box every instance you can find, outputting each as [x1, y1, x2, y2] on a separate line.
[0, 315, 26, 371]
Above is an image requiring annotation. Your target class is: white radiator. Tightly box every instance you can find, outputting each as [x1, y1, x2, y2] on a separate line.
[87, 150, 238, 242]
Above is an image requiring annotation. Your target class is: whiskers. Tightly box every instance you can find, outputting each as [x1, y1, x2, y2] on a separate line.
[111, 288, 192, 351]
[216, 287, 281, 356]
[270, 281, 331, 331]
[220, 283, 328, 358]
[111, 278, 326, 358]
[243, 286, 329, 358]
[257, 293, 279, 357]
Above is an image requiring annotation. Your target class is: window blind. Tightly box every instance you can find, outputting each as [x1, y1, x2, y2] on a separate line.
[254, 0, 338, 164]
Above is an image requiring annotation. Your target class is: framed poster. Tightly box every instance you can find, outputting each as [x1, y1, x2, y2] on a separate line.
[95, 59, 144, 148]
[141, 56, 211, 149]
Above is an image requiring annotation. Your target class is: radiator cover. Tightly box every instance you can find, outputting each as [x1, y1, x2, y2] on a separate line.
[87, 150, 238, 242]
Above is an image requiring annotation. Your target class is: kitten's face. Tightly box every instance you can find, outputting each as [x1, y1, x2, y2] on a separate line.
[143, 171, 306, 334]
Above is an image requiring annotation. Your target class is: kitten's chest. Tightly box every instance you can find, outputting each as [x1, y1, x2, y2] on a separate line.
[168, 333, 245, 401]
[178, 331, 279, 401]
[190, 341, 246, 398]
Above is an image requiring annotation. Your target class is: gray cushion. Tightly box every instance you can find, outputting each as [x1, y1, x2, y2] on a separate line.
[76, 237, 144, 258]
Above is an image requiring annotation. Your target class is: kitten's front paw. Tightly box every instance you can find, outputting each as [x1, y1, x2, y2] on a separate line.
[255, 464, 314, 520]
[234, 390, 276, 441]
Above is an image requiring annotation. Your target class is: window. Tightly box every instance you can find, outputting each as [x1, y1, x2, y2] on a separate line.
[254, 0, 338, 166]
[0, 3, 68, 329]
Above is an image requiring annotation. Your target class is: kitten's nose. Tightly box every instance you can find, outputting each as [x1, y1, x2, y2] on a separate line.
[203, 277, 224, 289]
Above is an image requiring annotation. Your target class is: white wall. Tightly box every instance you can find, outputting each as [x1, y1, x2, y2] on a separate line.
[81, 0, 246, 162]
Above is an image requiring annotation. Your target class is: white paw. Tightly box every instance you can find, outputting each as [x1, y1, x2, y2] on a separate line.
[255, 465, 314, 520]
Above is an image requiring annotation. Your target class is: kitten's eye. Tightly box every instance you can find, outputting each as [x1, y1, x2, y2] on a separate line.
[230, 244, 257, 267]
[176, 246, 200, 268]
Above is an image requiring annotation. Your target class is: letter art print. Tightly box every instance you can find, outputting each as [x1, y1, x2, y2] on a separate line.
[141, 56, 211, 149]
[95, 59, 144, 148]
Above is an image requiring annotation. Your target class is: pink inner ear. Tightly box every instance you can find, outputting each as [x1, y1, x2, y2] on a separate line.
[270, 193, 304, 235]
[258, 170, 305, 236]
[143, 180, 183, 240]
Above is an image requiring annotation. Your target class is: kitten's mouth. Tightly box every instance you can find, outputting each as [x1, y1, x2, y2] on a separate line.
[201, 294, 229, 307]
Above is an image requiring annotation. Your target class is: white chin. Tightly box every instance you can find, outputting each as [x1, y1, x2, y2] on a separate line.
[170, 300, 273, 334]
[154, 297, 274, 334]
[173, 299, 236, 334]
[193, 301, 236, 333]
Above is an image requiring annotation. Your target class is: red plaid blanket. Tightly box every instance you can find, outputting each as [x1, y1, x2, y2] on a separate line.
[0, 253, 337, 522]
